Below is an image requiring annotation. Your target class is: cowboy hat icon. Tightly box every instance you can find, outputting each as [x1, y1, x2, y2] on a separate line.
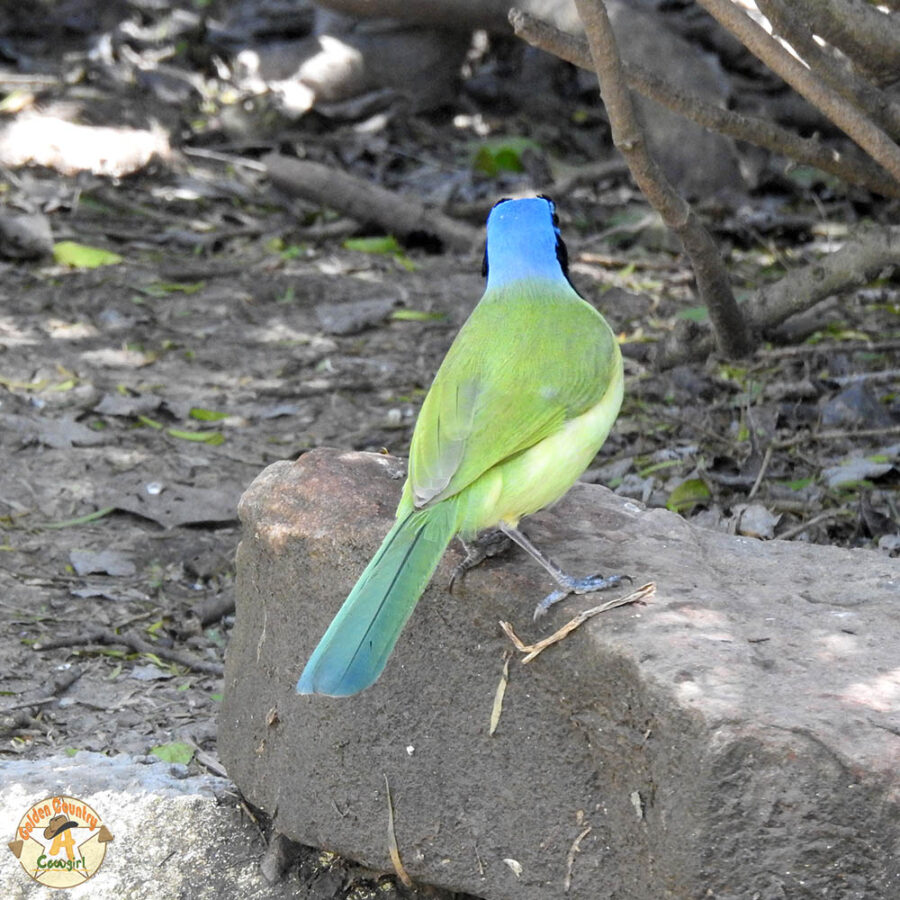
[43, 815, 78, 841]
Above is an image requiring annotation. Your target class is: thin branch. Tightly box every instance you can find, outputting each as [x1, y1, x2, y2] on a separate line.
[757, 0, 900, 139]
[693, 0, 900, 185]
[749, 226, 900, 329]
[656, 226, 900, 367]
[32, 627, 225, 677]
[264, 153, 479, 253]
[568, 0, 751, 358]
[509, 8, 899, 199]
[785, 0, 900, 85]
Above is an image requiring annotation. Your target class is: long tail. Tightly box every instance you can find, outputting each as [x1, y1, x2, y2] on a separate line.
[296, 502, 457, 697]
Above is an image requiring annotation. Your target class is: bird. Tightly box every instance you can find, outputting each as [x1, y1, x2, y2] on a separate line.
[297, 195, 625, 697]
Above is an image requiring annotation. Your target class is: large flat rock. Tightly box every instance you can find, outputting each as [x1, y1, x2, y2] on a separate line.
[220, 448, 900, 900]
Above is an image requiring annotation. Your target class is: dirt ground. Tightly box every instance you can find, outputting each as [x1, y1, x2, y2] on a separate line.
[0, 2, 898, 896]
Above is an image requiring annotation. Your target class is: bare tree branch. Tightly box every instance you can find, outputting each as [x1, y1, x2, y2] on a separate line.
[656, 227, 900, 367]
[757, 0, 900, 139]
[569, 0, 750, 358]
[509, 8, 900, 199]
[787, 0, 900, 85]
[693, 0, 900, 185]
[264, 153, 479, 252]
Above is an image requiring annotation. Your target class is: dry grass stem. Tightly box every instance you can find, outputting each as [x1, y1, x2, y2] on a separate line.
[489, 654, 511, 736]
[384, 774, 413, 888]
[564, 825, 593, 892]
[501, 582, 655, 663]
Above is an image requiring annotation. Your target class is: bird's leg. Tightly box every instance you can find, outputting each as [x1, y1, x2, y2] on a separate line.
[497, 522, 629, 620]
[449, 529, 513, 592]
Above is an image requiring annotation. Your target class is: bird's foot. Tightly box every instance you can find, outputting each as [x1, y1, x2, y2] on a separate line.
[449, 529, 513, 592]
[533, 572, 630, 621]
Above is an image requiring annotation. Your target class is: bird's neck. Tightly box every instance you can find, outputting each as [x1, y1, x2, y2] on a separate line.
[485, 244, 565, 290]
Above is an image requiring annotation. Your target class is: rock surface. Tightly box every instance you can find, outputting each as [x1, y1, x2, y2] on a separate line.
[221, 448, 900, 900]
[0, 752, 292, 899]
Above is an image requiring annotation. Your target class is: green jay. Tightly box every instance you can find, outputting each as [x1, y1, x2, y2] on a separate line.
[298, 196, 625, 697]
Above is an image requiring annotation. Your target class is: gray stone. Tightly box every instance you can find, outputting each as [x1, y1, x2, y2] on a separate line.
[0, 752, 298, 899]
[220, 448, 900, 900]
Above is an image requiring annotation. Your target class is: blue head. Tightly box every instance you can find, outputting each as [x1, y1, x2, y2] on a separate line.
[483, 195, 572, 290]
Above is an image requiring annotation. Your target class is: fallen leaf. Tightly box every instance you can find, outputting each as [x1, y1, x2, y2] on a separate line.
[52, 240, 123, 268]
[69, 549, 136, 577]
[102, 476, 240, 528]
[666, 477, 710, 513]
[734, 503, 781, 540]
[316, 297, 398, 335]
[823, 454, 895, 489]
[149, 741, 194, 764]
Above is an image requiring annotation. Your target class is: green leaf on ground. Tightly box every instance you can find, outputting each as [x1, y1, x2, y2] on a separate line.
[390, 309, 446, 322]
[136, 281, 205, 297]
[676, 305, 709, 323]
[343, 235, 403, 255]
[666, 477, 711, 512]
[53, 241, 123, 268]
[166, 428, 224, 445]
[41, 506, 116, 530]
[472, 137, 541, 176]
[149, 742, 194, 765]
[343, 235, 417, 270]
[189, 407, 229, 422]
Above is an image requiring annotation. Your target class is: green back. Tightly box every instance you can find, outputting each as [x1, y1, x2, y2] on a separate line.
[408, 278, 620, 509]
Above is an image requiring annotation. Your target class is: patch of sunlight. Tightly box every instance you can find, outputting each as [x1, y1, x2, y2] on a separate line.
[0, 315, 38, 347]
[44, 319, 99, 340]
[840, 667, 900, 713]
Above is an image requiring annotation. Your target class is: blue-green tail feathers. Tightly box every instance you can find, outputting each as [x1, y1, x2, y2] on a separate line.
[296, 504, 457, 697]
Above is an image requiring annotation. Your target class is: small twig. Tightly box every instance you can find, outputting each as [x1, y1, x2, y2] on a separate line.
[0, 73, 60, 86]
[551, 159, 630, 197]
[32, 628, 224, 676]
[778, 509, 854, 541]
[578, 251, 689, 272]
[3, 664, 82, 712]
[501, 582, 655, 663]
[757, 339, 900, 358]
[568, 0, 751, 358]
[489, 653, 511, 737]
[832, 369, 900, 387]
[181, 146, 268, 172]
[384, 774, 413, 888]
[773, 424, 900, 450]
[564, 825, 593, 893]
[264, 153, 478, 253]
[747, 445, 773, 501]
[193, 747, 228, 778]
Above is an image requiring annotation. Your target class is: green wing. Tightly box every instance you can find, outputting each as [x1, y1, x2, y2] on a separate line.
[408, 279, 619, 508]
